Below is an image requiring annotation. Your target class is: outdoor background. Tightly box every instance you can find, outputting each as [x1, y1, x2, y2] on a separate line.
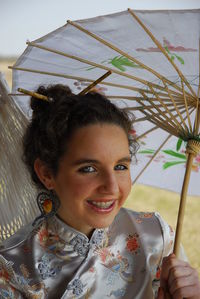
[1, 0, 200, 276]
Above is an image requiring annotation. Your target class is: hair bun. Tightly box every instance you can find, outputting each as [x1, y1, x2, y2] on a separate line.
[30, 86, 49, 115]
[30, 84, 74, 116]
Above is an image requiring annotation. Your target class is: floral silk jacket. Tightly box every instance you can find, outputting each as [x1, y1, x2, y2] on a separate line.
[0, 208, 175, 299]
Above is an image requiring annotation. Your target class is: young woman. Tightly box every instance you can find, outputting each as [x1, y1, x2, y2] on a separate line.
[0, 85, 199, 299]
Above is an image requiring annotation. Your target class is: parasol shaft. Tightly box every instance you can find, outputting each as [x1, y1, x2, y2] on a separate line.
[174, 106, 200, 255]
[174, 153, 195, 255]
[172, 149, 198, 298]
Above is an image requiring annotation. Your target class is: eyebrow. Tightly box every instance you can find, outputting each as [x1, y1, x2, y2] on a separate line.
[72, 156, 132, 166]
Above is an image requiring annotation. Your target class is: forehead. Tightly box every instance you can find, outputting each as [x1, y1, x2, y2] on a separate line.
[64, 124, 130, 160]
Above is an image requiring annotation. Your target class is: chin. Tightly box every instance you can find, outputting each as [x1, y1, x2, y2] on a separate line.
[85, 204, 122, 230]
[90, 215, 117, 230]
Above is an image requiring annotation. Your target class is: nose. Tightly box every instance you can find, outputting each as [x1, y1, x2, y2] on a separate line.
[98, 171, 119, 195]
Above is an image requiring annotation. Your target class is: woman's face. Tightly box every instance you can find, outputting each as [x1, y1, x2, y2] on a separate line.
[43, 124, 132, 236]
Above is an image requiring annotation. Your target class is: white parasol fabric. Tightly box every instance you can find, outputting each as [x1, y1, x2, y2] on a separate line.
[10, 9, 200, 196]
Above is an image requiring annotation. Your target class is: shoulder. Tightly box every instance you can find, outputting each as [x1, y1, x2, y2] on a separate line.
[118, 207, 173, 231]
[0, 220, 43, 253]
[113, 207, 162, 239]
[115, 208, 174, 254]
[116, 207, 165, 230]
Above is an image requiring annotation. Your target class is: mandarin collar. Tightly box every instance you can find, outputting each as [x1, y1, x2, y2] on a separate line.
[46, 215, 108, 256]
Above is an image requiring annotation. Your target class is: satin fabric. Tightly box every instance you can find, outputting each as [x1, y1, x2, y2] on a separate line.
[0, 208, 175, 299]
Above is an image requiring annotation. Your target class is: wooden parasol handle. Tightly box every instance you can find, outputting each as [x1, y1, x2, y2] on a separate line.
[167, 141, 200, 299]
[173, 152, 195, 255]
[165, 139, 200, 299]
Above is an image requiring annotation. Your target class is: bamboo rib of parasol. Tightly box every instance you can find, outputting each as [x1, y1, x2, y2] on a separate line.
[132, 134, 172, 185]
[16, 72, 112, 101]
[9, 65, 180, 98]
[180, 80, 193, 132]
[134, 116, 151, 123]
[121, 104, 186, 111]
[161, 80, 191, 132]
[140, 89, 187, 131]
[133, 97, 194, 138]
[136, 126, 159, 141]
[146, 85, 187, 129]
[194, 39, 200, 133]
[108, 95, 194, 105]
[128, 8, 197, 98]
[25, 41, 185, 98]
[67, 20, 193, 98]
[132, 107, 195, 183]
[135, 86, 194, 133]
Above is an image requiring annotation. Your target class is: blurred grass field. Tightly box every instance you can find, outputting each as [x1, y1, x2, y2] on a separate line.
[1, 57, 200, 276]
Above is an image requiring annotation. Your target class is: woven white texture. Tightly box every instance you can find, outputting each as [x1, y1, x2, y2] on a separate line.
[0, 74, 38, 242]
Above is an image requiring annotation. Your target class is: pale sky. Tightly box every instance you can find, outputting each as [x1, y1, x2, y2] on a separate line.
[1, 0, 200, 56]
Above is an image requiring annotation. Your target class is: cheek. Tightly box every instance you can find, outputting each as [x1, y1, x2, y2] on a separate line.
[119, 175, 132, 197]
[66, 176, 97, 197]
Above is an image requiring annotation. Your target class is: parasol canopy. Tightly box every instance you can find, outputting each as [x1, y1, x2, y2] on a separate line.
[8, 9, 200, 254]
[10, 8, 200, 196]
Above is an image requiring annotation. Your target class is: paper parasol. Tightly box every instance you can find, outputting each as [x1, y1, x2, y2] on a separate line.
[9, 9, 200, 255]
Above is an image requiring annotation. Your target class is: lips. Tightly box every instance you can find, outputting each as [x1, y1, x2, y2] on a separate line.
[86, 199, 116, 212]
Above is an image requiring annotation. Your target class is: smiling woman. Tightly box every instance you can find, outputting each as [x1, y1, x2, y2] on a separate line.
[0, 84, 200, 299]
[34, 123, 132, 236]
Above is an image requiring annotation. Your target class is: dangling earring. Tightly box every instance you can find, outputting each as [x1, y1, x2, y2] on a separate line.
[32, 190, 60, 227]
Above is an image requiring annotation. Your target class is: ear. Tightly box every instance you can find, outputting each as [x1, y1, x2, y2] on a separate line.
[34, 158, 55, 190]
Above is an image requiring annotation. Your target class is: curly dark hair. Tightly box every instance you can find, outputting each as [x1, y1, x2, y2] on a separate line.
[23, 84, 137, 189]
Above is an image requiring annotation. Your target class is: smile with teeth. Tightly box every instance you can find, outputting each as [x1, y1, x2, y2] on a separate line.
[87, 200, 114, 209]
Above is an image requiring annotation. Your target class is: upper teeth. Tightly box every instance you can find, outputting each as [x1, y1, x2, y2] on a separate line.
[90, 201, 114, 208]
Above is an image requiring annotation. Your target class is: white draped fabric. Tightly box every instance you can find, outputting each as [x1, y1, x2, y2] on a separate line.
[0, 73, 38, 242]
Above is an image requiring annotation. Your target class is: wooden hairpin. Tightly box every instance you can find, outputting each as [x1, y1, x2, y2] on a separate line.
[9, 70, 112, 100]
[17, 88, 49, 101]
